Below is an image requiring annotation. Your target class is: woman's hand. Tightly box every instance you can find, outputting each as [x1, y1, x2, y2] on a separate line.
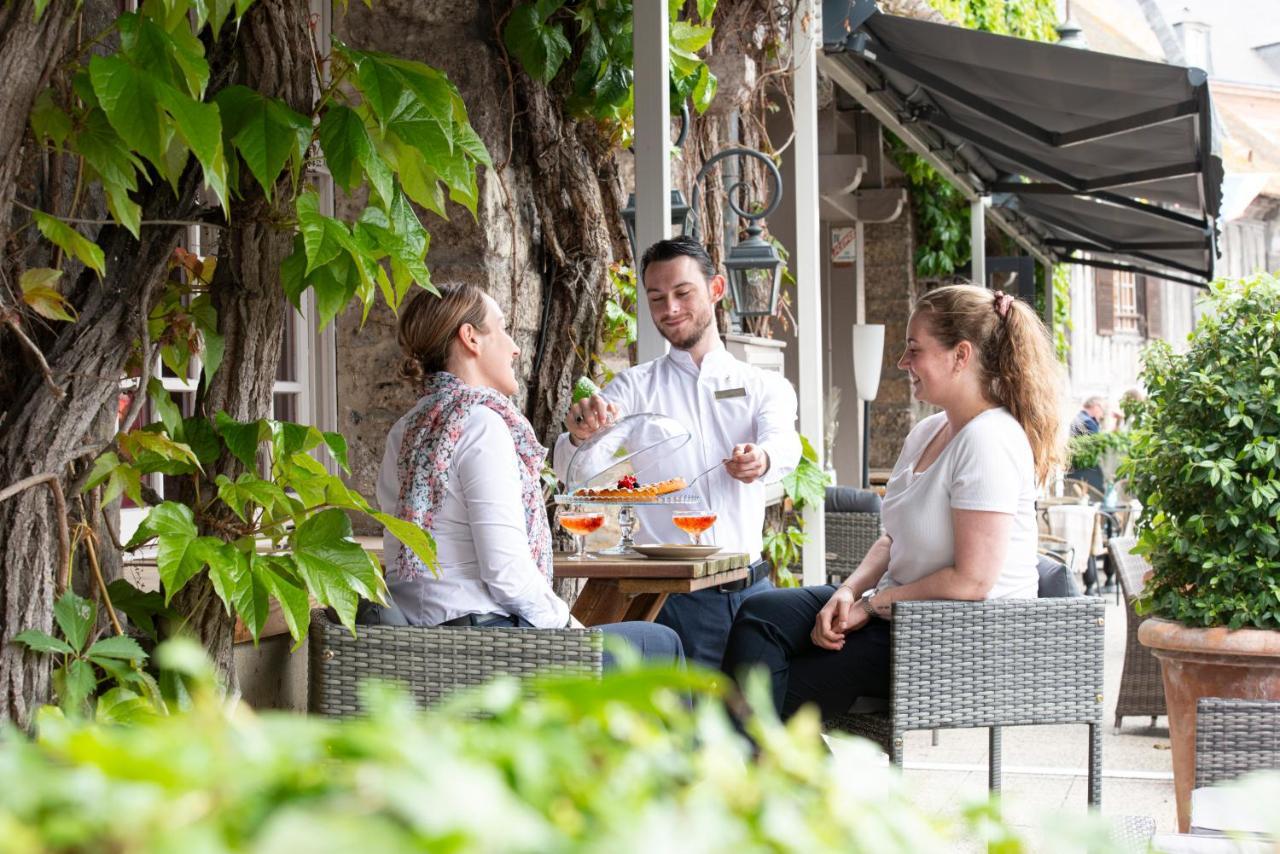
[811, 586, 868, 650]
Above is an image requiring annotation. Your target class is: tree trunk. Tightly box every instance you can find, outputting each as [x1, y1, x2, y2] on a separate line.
[514, 75, 625, 442]
[173, 0, 315, 684]
[0, 1, 296, 723]
[0, 0, 78, 257]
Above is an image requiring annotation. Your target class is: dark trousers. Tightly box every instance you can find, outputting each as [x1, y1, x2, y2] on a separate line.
[656, 576, 773, 669]
[721, 585, 891, 720]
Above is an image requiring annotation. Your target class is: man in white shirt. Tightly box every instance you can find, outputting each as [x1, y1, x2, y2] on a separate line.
[554, 237, 801, 666]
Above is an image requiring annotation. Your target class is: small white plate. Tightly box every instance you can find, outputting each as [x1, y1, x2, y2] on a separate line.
[631, 543, 722, 560]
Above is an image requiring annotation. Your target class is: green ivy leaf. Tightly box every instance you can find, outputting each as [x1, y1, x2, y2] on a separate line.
[30, 89, 72, 150]
[214, 412, 266, 469]
[318, 105, 372, 195]
[33, 212, 106, 278]
[147, 378, 183, 436]
[57, 659, 98, 715]
[88, 54, 167, 178]
[503, 4, 572, 84]
[53, 591, 96, 654]
[215, 85, 310, 199]
[126, 498, 193, 546]
[153, 80, 228, 210]
[105, 580, 170, 642]
[255, 555, 312, 646]
[216, 472, 290, 522]
[322, 431, 350, 473]
[86, 634, 147, 662]
[232, 554, 271, 644]
[292, 508, 385, 631]
[13, 629, 75, 656]
[94, 686, 158, 725]
[373, 512, 437, 574]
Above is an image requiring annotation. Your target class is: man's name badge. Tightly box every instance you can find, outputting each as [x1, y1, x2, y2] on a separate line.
[714, 387, 747, 400]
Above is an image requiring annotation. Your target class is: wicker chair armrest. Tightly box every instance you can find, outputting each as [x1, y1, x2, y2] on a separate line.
[888, 598, 1105, 730]
[1195, 698, 1280, 788]
[308, 608, 604, 716]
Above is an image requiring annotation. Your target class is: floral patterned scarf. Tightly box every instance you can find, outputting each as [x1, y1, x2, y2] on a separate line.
[392, 371, 553, 583]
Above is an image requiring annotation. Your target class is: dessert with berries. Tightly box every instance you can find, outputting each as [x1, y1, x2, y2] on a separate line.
[572, 474, 687, 500]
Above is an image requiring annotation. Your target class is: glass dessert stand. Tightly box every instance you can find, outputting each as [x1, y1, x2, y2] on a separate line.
[556, 413, 698, 557]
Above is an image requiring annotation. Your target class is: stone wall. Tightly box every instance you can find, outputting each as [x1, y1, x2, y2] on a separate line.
[333, 2, 544, 531]
[862, 198, 931, 472]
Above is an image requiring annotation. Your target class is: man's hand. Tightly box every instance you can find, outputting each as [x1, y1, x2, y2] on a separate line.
[810, 586, 868, 650]
[725, 443, 769, 483]
[566, 394, 620, 444]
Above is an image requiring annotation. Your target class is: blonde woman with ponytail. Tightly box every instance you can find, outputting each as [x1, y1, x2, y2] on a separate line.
[723, 284, 1062, 720]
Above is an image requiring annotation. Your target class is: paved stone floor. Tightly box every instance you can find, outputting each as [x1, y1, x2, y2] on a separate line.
[825, 593, 1175, 846]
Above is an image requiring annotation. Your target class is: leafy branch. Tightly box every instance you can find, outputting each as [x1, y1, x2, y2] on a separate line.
[502, 0, 719, 146]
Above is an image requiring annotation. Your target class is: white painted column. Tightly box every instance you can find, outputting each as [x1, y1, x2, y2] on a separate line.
[853, 221, 866, 491]
[794, 0, 826, 587]
[970, 196, 987, 287]
[633, 1, 671, 363]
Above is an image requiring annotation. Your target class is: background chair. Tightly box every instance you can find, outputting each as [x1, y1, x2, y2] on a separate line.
[1195, 698, 1280, 788]
[1108, 537, 1167, 731]
[308, 608, 603, 716]
[824, 486, 883, 585]
[824, 557, 1106, 805]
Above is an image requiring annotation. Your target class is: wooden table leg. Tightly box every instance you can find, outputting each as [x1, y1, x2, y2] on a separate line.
[622, 591, 669, 623]
[571, 579, 629, 626]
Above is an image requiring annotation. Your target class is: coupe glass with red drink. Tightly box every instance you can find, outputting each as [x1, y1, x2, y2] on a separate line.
[557, 506, 606, 561]
[671, 509, 717, 546]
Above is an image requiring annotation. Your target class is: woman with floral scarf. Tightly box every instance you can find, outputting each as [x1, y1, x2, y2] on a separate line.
[373, 284, 683, 665]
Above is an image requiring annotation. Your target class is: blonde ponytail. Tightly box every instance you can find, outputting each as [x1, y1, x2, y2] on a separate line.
[914, 284, 1063, 484]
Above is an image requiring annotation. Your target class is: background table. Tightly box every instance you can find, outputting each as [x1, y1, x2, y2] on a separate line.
[554, 552, 750, 625]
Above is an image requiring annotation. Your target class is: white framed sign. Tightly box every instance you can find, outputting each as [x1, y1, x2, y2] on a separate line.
[830, 226, 857, 266]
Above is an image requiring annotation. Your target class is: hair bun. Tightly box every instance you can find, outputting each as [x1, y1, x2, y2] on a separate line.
[398, 356, 426, 386]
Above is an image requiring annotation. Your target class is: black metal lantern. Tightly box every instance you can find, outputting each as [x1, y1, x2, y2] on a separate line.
[688, 147, 785, 322]
[723, 224, 784, 317]
[620, 190, 692, 262]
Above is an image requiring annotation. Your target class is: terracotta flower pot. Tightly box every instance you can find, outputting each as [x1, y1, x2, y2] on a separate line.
[1138, 617, 1280, 832]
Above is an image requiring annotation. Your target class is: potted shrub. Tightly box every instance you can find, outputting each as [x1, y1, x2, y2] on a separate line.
[1126, 273, 1280, 831]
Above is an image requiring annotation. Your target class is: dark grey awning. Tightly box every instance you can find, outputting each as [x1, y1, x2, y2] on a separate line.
[821, 0, 1222, 286]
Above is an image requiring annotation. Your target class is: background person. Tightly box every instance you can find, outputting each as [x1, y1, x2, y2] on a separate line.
[1070, 396, 1106, 437]
[374, 283, 683, 666]
[554, 237, 801, 668]
[721, 286, 1061, 720]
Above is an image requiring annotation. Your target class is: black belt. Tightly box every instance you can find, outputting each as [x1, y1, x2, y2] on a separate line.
[718, 559, 771, 593]
[439, 612, 518, 627]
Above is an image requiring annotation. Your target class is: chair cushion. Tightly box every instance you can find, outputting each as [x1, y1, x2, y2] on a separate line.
[1037, 554, 1080, 598]
[825, 485, 882, 513]
[355, 598, 410, 626]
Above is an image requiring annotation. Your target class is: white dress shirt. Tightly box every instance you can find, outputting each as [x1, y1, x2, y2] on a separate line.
[552, 344, 801, 557]
[377, 406, 570, 628]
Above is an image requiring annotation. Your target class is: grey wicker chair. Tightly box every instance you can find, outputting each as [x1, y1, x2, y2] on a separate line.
[308, 608, 604, 716]
[1195, 698, 1280, 788]
[824, 596, 1107, 805]
[825, 511, 883, 585]
[1108, 537, 1167, 731]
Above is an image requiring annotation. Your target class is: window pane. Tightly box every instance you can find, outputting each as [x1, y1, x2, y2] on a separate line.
[277, 304, 297, 382]
[273, 393, 298, 423]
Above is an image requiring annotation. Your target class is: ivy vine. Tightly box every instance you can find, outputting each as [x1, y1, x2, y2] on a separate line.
[502, 0, 719, 145]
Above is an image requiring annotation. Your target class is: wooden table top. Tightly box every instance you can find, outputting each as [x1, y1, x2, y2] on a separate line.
[552, 552, 750, 579]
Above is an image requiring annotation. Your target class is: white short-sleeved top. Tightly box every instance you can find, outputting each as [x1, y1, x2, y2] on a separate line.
[877, 407, 1039, 599]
